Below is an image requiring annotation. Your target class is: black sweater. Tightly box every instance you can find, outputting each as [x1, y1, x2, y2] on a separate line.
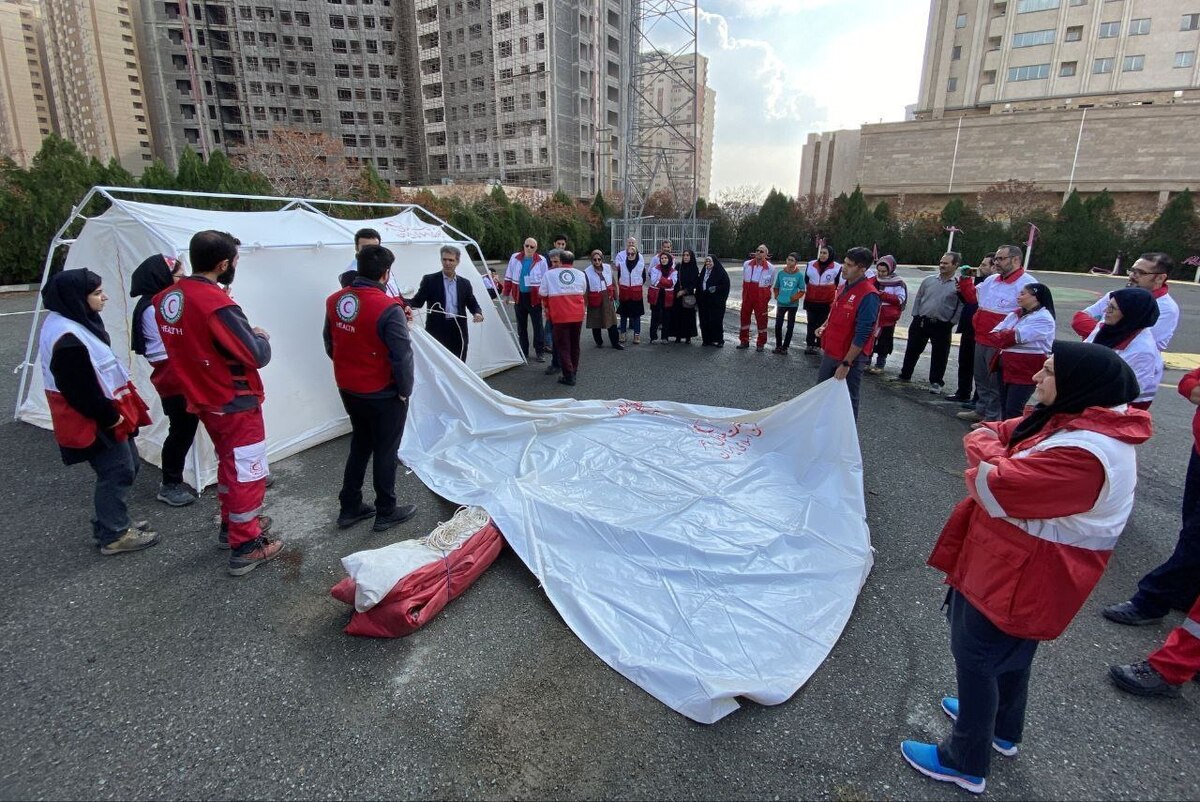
[49, 334, 119, 463]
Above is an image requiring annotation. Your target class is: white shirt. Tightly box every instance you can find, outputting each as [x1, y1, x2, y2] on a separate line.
[1082, 289, 1180, 352]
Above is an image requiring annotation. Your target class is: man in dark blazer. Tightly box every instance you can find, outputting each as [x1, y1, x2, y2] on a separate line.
[408, 245, 484, 362]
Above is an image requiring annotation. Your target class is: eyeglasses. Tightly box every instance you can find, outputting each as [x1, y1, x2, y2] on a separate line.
[524, 244, 536, 249]
[1128, 267, 1163, 277]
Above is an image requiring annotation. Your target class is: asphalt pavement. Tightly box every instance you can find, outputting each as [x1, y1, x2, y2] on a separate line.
[0, 279, 1197, 801]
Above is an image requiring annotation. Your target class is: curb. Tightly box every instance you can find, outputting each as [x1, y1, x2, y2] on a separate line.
[0, 284, 37, 294]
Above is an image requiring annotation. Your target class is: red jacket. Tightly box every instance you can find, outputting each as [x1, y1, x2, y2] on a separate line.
[1182, 367, 1200, 454]
[326, 284, 403, 394]
[928, 406, 1152, 640]
[821, 278, 880, 360]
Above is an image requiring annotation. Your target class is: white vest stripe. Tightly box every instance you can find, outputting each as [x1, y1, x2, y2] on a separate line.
[40, 313, 132, 399]
[1184, 617, 1200, 639]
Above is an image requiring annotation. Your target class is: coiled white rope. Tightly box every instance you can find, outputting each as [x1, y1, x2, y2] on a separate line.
[421, 505, 491, 552]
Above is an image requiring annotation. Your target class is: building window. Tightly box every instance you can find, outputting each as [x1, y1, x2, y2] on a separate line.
[497, 11, 511, 29]
[1098, 21, 1119, 38]
[947, 77, 958, 91]
[1016, 0, 1060, 11]
[955, 13, 967, 28]
[504, 150, 517, 165]
[1176, 51, 1196, 68]
[1129, 18, 1150, 35]
[951, 45, 961, 60]
[1069, 0, 1086, 5]
[1093, 56, 1114, 73]
[498, 41, 512, 58]
[1013, 29, 1055, 47]
[1183, 14, 1200, 31]
[1065, 25, 1082, 42]
[500, 95, 515, 112]
[1007, 63, 1050, 81]
[1122, 54, 1144, 71]
[1060, 61, 1077, 76]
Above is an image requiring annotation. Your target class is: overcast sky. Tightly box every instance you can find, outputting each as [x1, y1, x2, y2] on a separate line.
[697, 0, 930, 198]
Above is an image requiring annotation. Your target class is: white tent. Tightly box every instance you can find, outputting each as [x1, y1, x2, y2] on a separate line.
[15, 187, 524, 490]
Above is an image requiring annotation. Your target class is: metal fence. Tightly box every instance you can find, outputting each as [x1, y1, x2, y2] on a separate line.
[606, 217, 711, 259]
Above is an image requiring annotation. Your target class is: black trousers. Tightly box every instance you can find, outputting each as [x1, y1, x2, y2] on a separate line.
[434, 321, 468, 362]
[874, 325, 897, 363]
[592, 325, 620, 346]
[899, 316, 954, 384]
[804, 301, 831, 348]
[649, 299, 673, 341]
[938, 589, 1037, 779]
[338, 391, 408, 516]
[159, 393, 199, 486]
[774, 305, 798, 348]
[1134, 448, 1200, 616]
[956, 328, 976, 397]
[697, 296, 727, 345]
[514, 293, 544, 357]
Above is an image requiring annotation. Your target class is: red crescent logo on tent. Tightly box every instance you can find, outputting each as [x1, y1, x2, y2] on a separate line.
[160, 289, 184, 324]
[337, 293, 360, 322]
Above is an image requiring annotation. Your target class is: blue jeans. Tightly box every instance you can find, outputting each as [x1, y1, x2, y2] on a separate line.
[817, 353, 868, 419]
[619, 315, 642, 335]
[87, 438, 140, 546]
[1133, 448, 1200, 617]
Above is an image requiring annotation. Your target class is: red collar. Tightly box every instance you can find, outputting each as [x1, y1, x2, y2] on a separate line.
[1153, 284, 1170, 299]
[997, 267, 1025, 284]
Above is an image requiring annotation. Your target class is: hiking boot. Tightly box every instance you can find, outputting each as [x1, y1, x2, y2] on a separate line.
[755, 345, 766, 352]
[337, 502, 376, 529]
[940, 697, 1019, 756]
[218, 515, 273, 550]
[373, 503, 418, 533]
[956, 410, 983, 422]
[1102, 600, 1163, 627]
[558, 374, 576, 386]
[227, 535, 285, 577]
[544, 363, 559, 375]
[619, 332, 627, 344]
[900, 741, 985, 795]
[735, 343, 750, 350]
[99, 527, 160, 556]
[632, 334, 640, 345]
[1109, 660, 1183, 697]
[156, 482, 197, 507]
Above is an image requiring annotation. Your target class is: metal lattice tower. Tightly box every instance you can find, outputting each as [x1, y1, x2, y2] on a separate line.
[622, 0, 700, 229]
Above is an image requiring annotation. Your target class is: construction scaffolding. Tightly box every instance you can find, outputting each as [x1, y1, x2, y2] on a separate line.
[619, 0, 705, 253]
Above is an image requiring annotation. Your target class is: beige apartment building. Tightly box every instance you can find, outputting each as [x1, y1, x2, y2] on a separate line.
[0, 0, 54, 167]
[637, 51, 715, 203]
[40, 0, 154, 173]
[801, 0, 1200, 220]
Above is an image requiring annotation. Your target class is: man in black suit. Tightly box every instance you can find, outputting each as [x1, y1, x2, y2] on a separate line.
[408, 245, 484, 362]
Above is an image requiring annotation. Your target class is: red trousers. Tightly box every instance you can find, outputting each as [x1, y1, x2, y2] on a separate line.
[1148, 595, 1200, 684]
[553, 321, 582, 375]
[739, 286, 769, 347]
[198, 408, 269, 550]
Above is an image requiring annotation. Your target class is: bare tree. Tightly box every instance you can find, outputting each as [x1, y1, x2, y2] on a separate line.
[235, 129, 366, 199]
[979, 179, 1053, 225]
[715, 184, 766, 227]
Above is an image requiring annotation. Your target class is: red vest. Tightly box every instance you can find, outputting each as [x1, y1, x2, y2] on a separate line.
[155, 277, 265, 412]
[822, 279, 880, 360]
[326, 285, 402, 394]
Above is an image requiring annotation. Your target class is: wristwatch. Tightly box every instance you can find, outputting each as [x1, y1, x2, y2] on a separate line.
[840, 360, 852, 368]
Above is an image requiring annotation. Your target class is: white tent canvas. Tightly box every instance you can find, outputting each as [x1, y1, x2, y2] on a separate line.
[16, 190, 524, 490]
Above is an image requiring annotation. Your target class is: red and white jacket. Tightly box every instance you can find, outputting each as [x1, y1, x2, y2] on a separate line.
[502, 251, 547, 304]
[615, 251, 647, 302]
[584, 263, 617, 308]
[1084, 326, 1164, 405]
[876, 279, 908, 328]
[958, 268, 1036, 348]
[40, 313, 150, 449]
[805, 260, 841, 304]
[1073, 285, 1180, 352]
[540, 266, 587, 324]
[647, 264, 677, 307]
[741, 259, 775, 308]
[929, 405, 1152, 640]
[1181, 367, 1200, 455]
[138, 303, 186, 398]
[990, 307, 1055, 385]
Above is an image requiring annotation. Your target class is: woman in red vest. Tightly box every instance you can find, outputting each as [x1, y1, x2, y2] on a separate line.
[39, 269, 156, 556]
[902, 342, 1148, 794]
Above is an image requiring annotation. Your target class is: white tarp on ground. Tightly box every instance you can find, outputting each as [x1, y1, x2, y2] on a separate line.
[398, 328, 874, 723]
[17, 199, 523, 490]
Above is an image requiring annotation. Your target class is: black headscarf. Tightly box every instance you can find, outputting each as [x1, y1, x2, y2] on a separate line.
[1023, 282, 1056, 319]
[1093, 287, 1159, 348]
[42, 268, 109, 345]
[338, 269, 357, 288]
[1009, 340, 1140, 447]
[129, 255, 176, 355]
[816, 245, 837, 267]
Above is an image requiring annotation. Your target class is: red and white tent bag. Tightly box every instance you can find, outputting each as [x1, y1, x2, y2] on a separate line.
[330, 506, 505, 638]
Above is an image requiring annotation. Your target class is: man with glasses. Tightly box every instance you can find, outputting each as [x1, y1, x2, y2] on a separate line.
[737, 244, 775, 352]
[956, 244, 1035, 423]
[893, 252, 962, 393]
[1072, 252, 1179, 352]
[502, 237, 548, 362]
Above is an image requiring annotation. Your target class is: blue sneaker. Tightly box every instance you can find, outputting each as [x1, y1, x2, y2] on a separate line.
[941, 697, 1019, 757]
[900, 740, 986, 794]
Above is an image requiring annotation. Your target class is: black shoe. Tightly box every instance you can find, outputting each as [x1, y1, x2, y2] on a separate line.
[735, 343, 750, 350]
[558, 374, 577, 386]
[714, 341, 724, 348]
[612, 344, 625, 350]
[1102, 600, 1164, 627]
[373, 503, 418, 532]
[534, 353, 546, 363]
[595, 342, 604, 348]
[1109, 660, 1183, 697]
[946, 392, 971, 402]
[544, 364, 558, 375]
[337, 502, 376, 529]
